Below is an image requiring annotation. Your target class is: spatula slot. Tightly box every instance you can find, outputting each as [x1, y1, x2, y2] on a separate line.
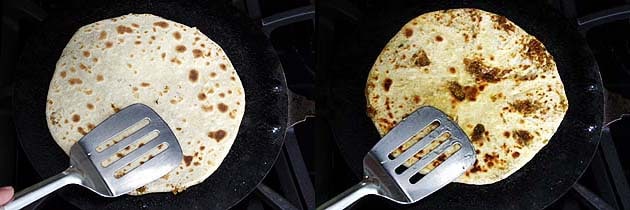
[113, 142, 169, 179]
[394, 164, 408, 174]
[392, 132, 451, 175]
[409, 132, 451, 162]
[100, 130, 160, 167]
[408, 143, 462, 184]
[96, 118, 150, 152]
[420, 143, 462, 173]
[388, 121, 440, 160]
[409, 171, 423, 184]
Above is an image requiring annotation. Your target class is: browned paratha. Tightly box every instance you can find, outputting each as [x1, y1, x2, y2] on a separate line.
[365, 9, 568, 184]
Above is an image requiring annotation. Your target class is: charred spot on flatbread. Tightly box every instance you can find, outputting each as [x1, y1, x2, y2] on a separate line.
[413, 50, 430, 67]
[471, 124, 485, 142]
[383, 78, 393, 91]
[513, 130, 534, 146]
[464, 58, 509, 83]
[448, 81, 466, 101]
[509, 99, 542, 115]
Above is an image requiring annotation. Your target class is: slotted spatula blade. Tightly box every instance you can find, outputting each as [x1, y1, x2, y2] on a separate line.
[2, 103, 182, 210]
[318, 106, 476, 210]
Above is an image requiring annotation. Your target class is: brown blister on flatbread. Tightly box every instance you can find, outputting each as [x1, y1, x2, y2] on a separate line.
[513, 130, 534, 146]
[188, 69, 198, 82]
[153, 21, 168, 28]
[175, 45, 186, 53]
[471, 124, 485, 142]
[413, 50, 430, 67]
[464, 58, 509, 83]
[116, 25, 133, 34]
[99, 31, 107, 40]
[217, 103, 228, 113]
[207, 130, 227, 142]
[520, 38, 555, 71]
[68, 78, 83, 85]
[383, 78, 393, 91]
[192, 49, 203, 58]
[448, 81, 466, 101]
[491, 15, 515, 33]
[509, 99, 542, 115]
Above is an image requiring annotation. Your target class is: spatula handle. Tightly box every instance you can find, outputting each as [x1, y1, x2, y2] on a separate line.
[2, 167, 82, 210]
[317, 180, 379, 210]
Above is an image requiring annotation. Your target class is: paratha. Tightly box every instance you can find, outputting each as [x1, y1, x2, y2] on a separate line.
[365, 9, 568, 185]
[45, 14, 245, 194]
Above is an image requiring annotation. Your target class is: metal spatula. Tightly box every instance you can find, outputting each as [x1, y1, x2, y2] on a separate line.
[319, 106, 476, 210]
[2, 103, 183, 210]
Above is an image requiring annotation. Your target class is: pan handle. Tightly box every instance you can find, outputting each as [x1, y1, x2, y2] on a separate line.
[288, 89, 315, 127]
[317, 180, 379, 210]
[604, 89, 630, 127]
[1, 167, 82, 210]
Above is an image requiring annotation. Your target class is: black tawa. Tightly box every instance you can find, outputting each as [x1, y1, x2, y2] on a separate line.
[13, 0, 288, 209]
[323, 0, 603, 209]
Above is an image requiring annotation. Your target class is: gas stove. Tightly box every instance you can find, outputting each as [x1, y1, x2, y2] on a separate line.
[315, 0, 630, 210]
[0, 0, 314, 209]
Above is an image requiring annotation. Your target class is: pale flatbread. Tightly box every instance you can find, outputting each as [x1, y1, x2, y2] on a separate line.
[366, 9, 568, 185]
[46, 14, 245, 194]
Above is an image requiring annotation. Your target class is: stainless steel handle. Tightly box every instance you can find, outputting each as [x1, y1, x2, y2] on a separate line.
[318, 180, 379, 210]
[2, 167, 82, 210]
[604, 89, 630, 127]
[288, 89, 315, 128]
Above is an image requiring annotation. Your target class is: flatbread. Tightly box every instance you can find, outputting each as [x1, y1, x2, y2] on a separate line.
[45, 14, 245, 194]
[365, 9, 568, 185]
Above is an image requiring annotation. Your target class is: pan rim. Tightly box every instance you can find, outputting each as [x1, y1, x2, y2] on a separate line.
[10, 1, 289, 209]
[322, 1, 604, 209]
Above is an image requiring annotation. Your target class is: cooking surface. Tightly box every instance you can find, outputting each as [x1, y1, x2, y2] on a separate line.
[316, 0, 629, 210]
[1, 0, 629, 209]
[2, 0, 312, 209]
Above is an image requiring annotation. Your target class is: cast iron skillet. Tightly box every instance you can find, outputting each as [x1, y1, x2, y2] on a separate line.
[12, 0, 288, 209]
[325, 0, 603, 209]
